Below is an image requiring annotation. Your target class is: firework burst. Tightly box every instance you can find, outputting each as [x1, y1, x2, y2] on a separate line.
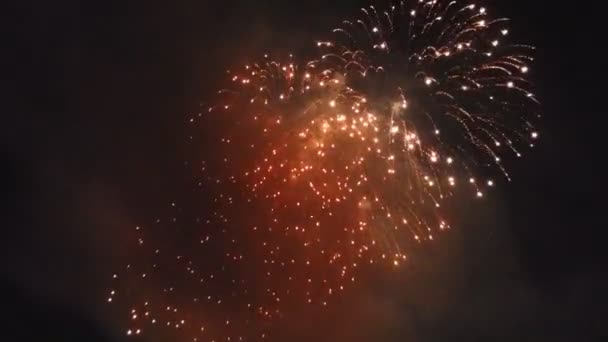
[108, 1, 539, 341]
[313, 0, 540, 181]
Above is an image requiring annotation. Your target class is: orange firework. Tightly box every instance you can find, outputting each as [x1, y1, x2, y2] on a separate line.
[107, 1, 539, 341]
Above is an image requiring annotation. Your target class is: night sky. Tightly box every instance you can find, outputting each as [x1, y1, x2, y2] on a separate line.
[4, 0, 606, 341]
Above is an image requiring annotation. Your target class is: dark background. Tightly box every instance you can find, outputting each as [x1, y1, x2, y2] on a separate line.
[4, 0, 606, 341]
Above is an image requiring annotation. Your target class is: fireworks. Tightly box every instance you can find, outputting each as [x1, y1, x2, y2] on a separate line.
[314, 0, 539, 181]
[108, 1, 539, 341]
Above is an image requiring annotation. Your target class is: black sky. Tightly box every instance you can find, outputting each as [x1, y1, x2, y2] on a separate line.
[4, 0, 607, 341]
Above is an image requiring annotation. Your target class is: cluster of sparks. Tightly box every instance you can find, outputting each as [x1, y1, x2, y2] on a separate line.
[108, 1, 539, 341]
